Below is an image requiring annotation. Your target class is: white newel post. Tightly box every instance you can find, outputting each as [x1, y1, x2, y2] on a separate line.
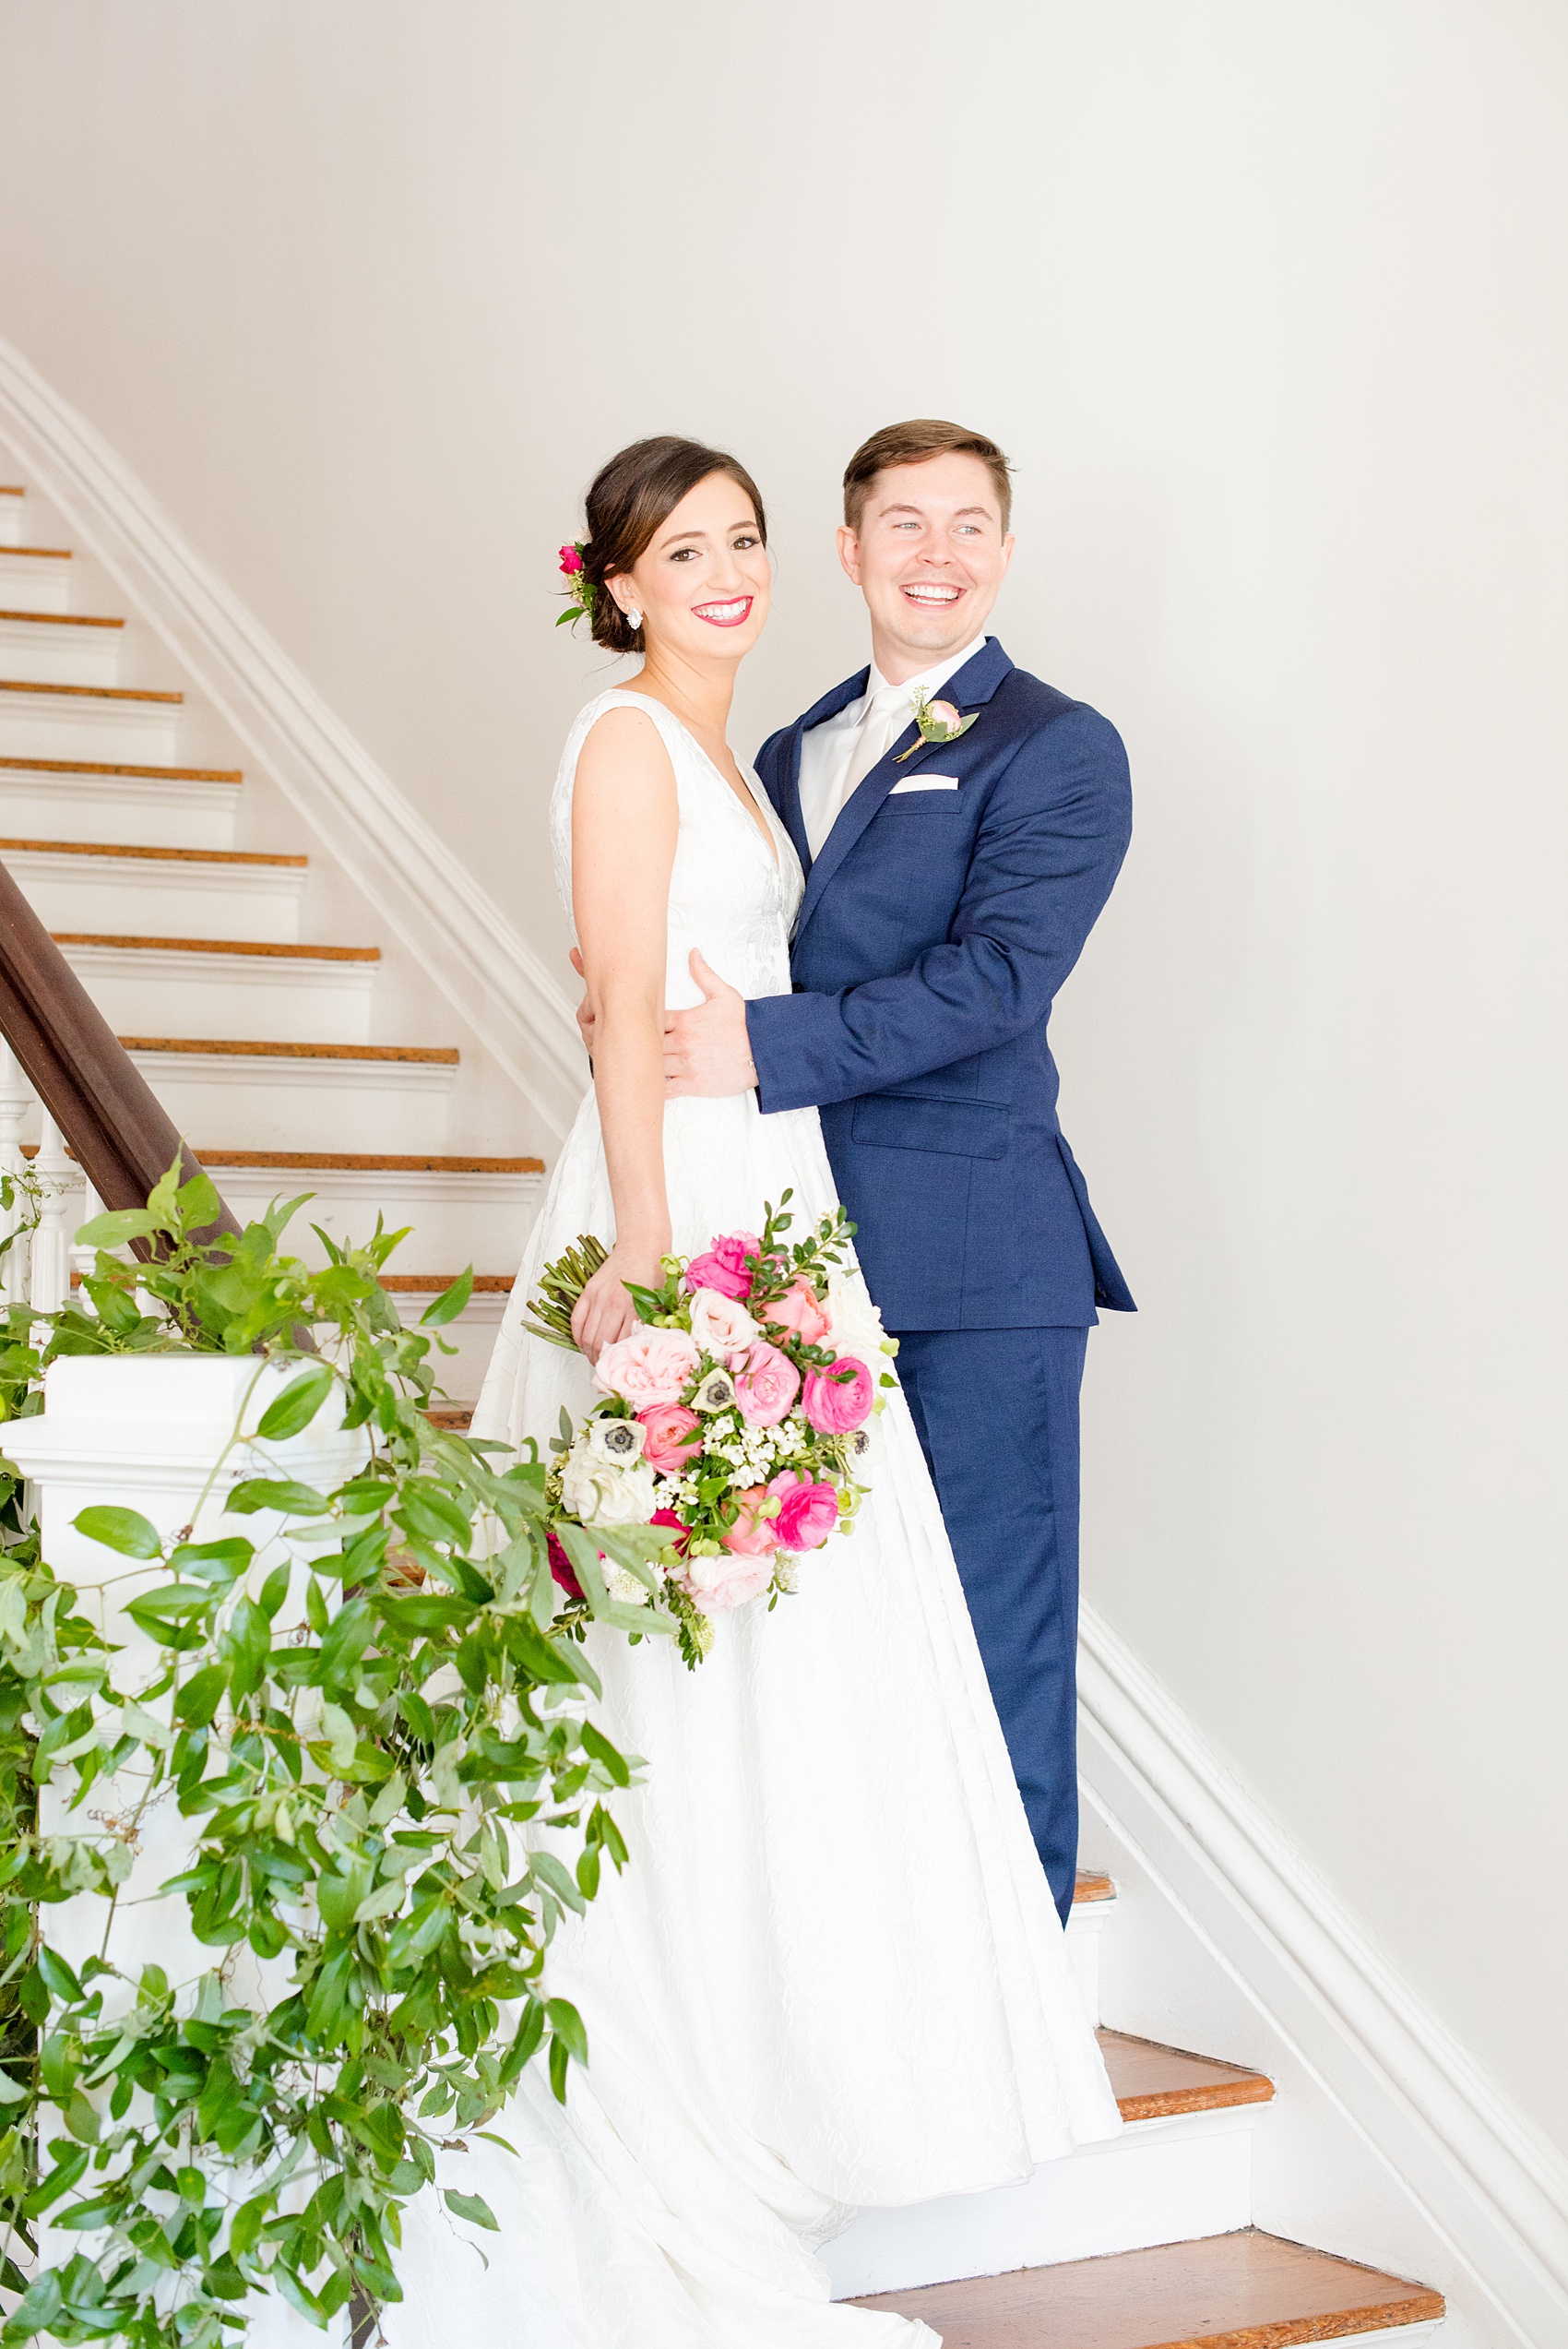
[4, 1356, 371, 2347]
[28, 1114, 71, 1317]
[0, 1043, 31, 1308]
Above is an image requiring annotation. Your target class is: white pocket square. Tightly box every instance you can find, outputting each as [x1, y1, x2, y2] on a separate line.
[889, 775, 960, 793]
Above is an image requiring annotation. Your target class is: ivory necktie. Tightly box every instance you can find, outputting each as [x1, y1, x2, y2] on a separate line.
[840, 681, 915, 803]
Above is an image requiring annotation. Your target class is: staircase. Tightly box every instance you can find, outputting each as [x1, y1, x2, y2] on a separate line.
[826, 1870, 1446, 2344]
[0, 476, 541, 1407]
[0, 471, 1450, 2343]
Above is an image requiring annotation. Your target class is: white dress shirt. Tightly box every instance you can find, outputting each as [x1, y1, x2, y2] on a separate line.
[797, 634, 988, 860]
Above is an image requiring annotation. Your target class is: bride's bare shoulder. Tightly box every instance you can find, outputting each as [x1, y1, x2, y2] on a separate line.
[575, 698, 677, 795]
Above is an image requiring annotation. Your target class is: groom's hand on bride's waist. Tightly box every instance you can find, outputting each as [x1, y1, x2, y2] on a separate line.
[665, 950, 758, 1097]
[570, 947, 758, 1096]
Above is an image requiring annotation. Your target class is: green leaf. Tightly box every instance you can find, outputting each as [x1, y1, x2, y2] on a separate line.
[529, 1850, 586, 1916]
[420, 1267, 475, 1328]
[256, 1363, 335, 1440]
[72, 1504, 162, 1559]
[317, 1594, 377, 1685]
[443, 2188, 499, 2231]
[172, 1663, 228, 1729]
[580, 1720, 630, 1787]
[168, 1535, 253, 1584]
[225, 1478, 330, 1517]
[545, 1996, 588, 2065]
[71, 1207, 160, 1250]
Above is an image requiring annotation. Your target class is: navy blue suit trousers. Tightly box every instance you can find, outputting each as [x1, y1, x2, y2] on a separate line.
[891, 1324, 1088, 1927]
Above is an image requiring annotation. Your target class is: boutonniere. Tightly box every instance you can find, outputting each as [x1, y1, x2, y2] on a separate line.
[896, 690, 978, 760]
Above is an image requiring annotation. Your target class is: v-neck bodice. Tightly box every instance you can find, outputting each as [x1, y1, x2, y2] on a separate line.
[552, 689, 805, 1008]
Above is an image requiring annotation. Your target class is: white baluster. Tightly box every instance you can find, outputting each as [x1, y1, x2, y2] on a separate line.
[30, 1112, 70, 1317]
[70, 1176, 102, 1296]
[0, 1041, 33, 1308]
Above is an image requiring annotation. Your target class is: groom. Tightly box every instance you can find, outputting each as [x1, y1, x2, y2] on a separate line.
[663, 419, 1134, 1926]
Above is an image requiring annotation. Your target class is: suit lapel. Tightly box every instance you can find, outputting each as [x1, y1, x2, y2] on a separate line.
[771, 668, 868, 876]
[793, 638, 1014, 941]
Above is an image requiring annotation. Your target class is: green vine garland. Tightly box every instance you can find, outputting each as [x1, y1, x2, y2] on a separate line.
[0, 1162, 672, 2347]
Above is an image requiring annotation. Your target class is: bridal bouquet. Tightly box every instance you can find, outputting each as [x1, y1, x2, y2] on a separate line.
[525, 1194, 897, 1664]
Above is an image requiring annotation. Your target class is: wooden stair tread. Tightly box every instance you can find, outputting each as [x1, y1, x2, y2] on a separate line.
[0, 486, 22, 495]
[53, 930, 378, 960]
[0, 753, 242, 782]
[119, 1036, 458, 1063]
[1098, 2031, 1274, 2122]
[377, 1273, 515, 1293]
[850, 2229, 1445, 2347]
[424, 1403, 476, 1431]
[190, 1149, 542, 1172]
[0, 607, 123, 629]
[0, 677, 181, 704]
[0, 837, 304, 866]
[1075, 1868, 1115, 1902]
[0, 545, 71, 559]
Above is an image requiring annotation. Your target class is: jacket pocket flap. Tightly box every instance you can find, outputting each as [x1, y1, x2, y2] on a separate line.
[850, 1093, 1009, 1159]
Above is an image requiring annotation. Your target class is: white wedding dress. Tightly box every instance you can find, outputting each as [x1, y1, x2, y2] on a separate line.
[384, 692, 1121, 2348]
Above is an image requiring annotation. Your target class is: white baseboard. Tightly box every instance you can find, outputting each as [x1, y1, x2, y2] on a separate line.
[1077, 1602, 1568, 2348]
[0, 332, 584, 1144]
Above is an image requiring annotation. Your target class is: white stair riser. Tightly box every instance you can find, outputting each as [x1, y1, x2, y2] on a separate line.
[824, 2111, 1256, 2299]
[130, 1052, 456, 1153]
[1065, 1894, 1114, 2028]
[0, 693, 182, 764]
[0, 495, 23, 547]
[0, 554, 70, 611]
[0, 618, 122, 686]
[200, 1167, 542, 1270]
[382, 1291, 509, 1402]
[0, 771, 240, 848]
[65, 945, 377, 1045]
[6, 852, 305, 942]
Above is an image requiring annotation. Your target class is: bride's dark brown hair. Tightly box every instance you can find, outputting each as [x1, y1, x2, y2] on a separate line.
[581, 436, 768, 656]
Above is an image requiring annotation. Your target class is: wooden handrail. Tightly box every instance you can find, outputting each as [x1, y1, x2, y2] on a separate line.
[0, 855, 239, 1248]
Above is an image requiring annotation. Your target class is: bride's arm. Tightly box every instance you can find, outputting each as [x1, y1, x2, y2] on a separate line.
[568, 707, 679, 1363]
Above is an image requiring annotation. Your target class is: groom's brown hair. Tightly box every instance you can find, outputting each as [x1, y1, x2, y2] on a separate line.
[842, 420, 1014, 532]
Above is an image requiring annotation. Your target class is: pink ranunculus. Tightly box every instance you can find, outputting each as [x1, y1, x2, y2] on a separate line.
[719, 1485, 782, 1559]
[594, 1324, 701, 1408]
[677, 1545, 775, 1615]
[546, 1530, 584, 1599]
[801, 1355, 874, 1435]
[637, 1403, 703, 1473]
[760, 1275, 833, 1346]
[767, 1471, 838, 1553]
[683, 1231, 763, 1301]
[685, 1286, 760, 1365]
[731, 1341, 802, 1427]
[558, 543, 584, 575]
[927, 698, 963, 733]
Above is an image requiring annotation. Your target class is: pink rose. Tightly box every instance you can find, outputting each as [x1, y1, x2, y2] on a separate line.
[637, 1403, 703, 1473]
[558, 543, 584, 575]
[594, 1325, 700, 1408]
[801, 1355, 873, 1434]
[719, 1484, 781, 1559]
[684, 1231, 762, 1300]
[731, 1341, 802, 1427]
[767, 1471, 838, 1553]
[760, 1276, 833, 1346]
[677, 1545, 775, 1615]
[685, 1286, 760, 1365]
[928, 698, 962, 733]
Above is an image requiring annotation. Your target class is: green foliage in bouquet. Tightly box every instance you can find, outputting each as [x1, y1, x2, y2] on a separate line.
[0, 1163, 671, 2349]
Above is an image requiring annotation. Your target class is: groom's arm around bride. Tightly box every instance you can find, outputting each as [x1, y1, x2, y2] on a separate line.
[667, 419, 1134, 1926]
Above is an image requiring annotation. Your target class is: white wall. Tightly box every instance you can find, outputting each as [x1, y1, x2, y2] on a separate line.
[2, 0, 1564, 2153]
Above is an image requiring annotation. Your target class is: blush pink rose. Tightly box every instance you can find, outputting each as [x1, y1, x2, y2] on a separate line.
[801, 1355, 873, 1434]
[677, 1545, 775, 1615]
[637, 1403, 703, 1473]
[767, 1471, 838, 1553]
[683, 1231, 763, 1300]
[719, 1484, 782, 1558]
[685, 1286, 760, 1365]
[731, 1341, 802, 1427]
[594, 1324, 700, 1407]
[760, 1276, 833, 1346]
[927, 698, 962, 733]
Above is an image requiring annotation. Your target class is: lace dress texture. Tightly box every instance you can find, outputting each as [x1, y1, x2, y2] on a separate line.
[383, 691, 1121, 2347]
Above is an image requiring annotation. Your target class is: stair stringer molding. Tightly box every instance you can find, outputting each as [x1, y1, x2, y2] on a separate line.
[0, 329, 584, 1146]
[1078, 1600, 1568, 2349]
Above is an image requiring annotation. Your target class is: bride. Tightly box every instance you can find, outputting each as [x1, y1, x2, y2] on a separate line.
[385, 438, 1120, 2347]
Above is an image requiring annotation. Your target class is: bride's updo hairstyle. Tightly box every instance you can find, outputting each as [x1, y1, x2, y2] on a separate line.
[582, 436, 767, 656]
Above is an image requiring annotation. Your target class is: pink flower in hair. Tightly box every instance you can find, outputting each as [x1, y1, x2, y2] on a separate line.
[559, 543, 584, 576]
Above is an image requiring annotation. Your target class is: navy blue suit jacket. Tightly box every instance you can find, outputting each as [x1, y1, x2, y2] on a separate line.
[745, 637, 1134, 1330]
